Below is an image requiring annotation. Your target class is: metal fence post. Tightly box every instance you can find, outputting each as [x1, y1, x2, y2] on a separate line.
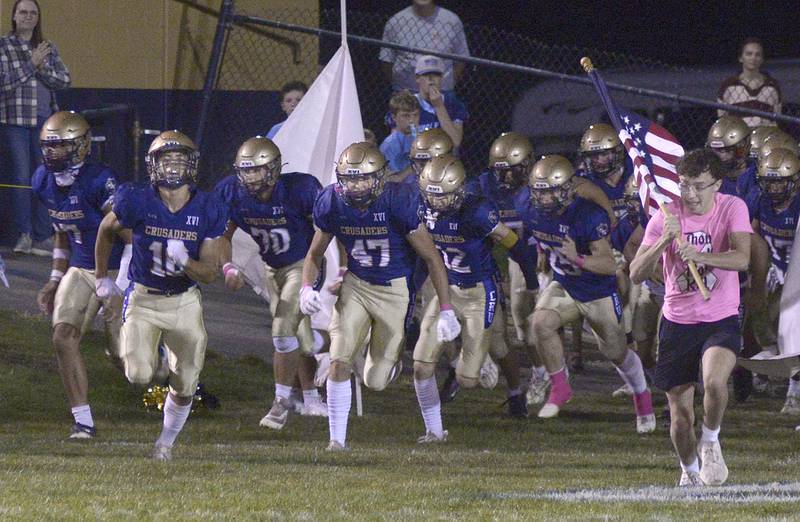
[196, 0, 235, 151]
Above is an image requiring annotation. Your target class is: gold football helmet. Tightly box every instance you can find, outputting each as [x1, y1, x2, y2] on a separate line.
[40, 111, 91, 172]
[749, 126, 782, 159]
[622, 174, 642, 225]
[488, 132, 534, 191]
[336, 142, 387, 207]
[234, 136, 282, 197]
[579, 123, 624, 178]
[418, 153, 467, 216]
[759, 131, 800, 160]
[529, 155, 575, 214]
[706, 115, 751, 170]
[757, 148, 800, 205]
[409, 128, 454, 175]
[146, 130, 199, 188]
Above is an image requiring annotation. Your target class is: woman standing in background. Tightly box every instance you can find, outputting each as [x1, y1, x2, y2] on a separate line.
[717, 38, 782, 128]
[0, 0, 70, 255]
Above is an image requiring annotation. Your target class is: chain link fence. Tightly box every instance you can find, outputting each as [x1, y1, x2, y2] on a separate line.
[201, 3, 800, 185]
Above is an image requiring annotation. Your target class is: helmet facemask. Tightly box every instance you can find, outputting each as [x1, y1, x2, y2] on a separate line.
[530, 180, 573, 215]
[708, 141, 750, 172]
[236, 157, 281, 197]
[757, 175, 798, 206]
[492, 162, 528, 191]
[337, 167, 386, 208]
[582, 145, 624, 178]
[41, 134, 90, 174]
[423, 185, 464, 219]
[149, 148, 198, 189]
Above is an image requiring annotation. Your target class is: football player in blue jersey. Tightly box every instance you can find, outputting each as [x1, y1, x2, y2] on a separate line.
[518, 155, 655, 433]
[749, 126, 782, 161]
[749, 148, 800, 414]
[412, 154, 539, 438]
[33, 111, 129, 439]
[216, 136, 327, 429]
[94, 131, 225, 460]
[392, 127, 454, 186]
[300, 142, 460, 450]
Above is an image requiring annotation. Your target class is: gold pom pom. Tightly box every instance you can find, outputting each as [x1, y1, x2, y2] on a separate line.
[142, 385, 169, 411]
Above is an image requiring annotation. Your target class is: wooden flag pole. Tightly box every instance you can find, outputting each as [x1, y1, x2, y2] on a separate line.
[580, 57, 710, 300]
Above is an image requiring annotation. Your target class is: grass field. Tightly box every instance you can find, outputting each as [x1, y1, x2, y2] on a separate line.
[1, 309, 799, 520]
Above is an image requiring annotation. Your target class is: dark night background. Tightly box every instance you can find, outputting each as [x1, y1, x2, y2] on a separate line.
[323, 0, 799, 65]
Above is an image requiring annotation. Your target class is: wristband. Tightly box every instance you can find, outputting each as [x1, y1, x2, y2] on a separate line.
[222, 262, 239, 277]
[52, 248, 69, 260]
[50, 269, 65, 282]
[440, 303, 453, 312]
[574, 255, 586, 269]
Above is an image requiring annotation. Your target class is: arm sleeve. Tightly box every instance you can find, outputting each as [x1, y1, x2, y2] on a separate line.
[112, 183, 139, 229]
[205, 194, 228, 239]
[508, 239, 539, 290]
[36, 43, 71, 90]
[640, 210, 665, 247]
[394, 185, 422, 235]
[299, 175, 323, 217]
[94, 168, 118, 210]
[585, 207, 611, 242]
[31, 167, 46, 204]
[312, 188, 334, 234]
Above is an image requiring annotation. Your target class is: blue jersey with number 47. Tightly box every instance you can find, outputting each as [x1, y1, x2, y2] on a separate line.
[114, 183, 226, 294]
[32, 163, 122, 270]
[516, 188, 616, 302]
[313, 182, 420, 285]
[215, 173, 321, 269]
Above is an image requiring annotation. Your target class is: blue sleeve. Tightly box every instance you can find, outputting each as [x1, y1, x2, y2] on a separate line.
[213, 176, 236, 209]
[298, 174, 323, 217]
[204, 193, 228, 239]
[582, 205, 611, 243]
[312, 186, 335, 234]
[446, 93, 468, 123]
[92, 167, 118, 211]
[31, 166, 47, 204]
[468, 199, 501, 238]
[113, 183, 140, 229]
[391, 184, 422, 235]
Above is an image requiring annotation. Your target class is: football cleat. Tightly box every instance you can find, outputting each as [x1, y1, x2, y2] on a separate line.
[479, 356, 499, 389]
[259, 396, 292, 430]
[698, 440, 729, 486]
[636, 414, 657, 434]
[300, 400, 328, 417]
[612, 384, 634, 397]
[439, 367, 460, 403]
[526, 368, 550, 406]
[505, 394, 529, 419]
[326, 440, 349, 452]
[152, 443, 172, 461]
[781, 395, 800, 415]
[633, 389, 656, 433]
[538, 382, 573, 419]
[732, 367, 753, 403]
[68, 422, 97, 440]
[678, 470, 703, 487]
[416, 430, 449, 444]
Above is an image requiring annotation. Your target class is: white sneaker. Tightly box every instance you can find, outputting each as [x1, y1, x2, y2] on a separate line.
[152, 443, 172, 461]
[479, 357, 499, 389]
[259, 396, 292, 429]
[326, 440, 348, 452]
[13, 234, 31, 254]
[780, 395, 800, 415]
[537, 403, 560, 419]
[416, 430, 448, 444]
[526, 369, 550, 406]
[289, 389, 304, 414]
[300, 400, 328, 417]
[678, 470, 703, 487]
[698, 440, 729, 486]
[612, 383, 634, 397]
[636, 413, 656, 434]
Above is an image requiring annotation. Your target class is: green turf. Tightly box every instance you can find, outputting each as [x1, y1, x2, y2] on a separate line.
[1, 309, 798, 520]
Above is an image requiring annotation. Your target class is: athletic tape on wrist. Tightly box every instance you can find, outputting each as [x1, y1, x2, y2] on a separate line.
[50, 269, 64, 281]
[52, 248, 69, 260]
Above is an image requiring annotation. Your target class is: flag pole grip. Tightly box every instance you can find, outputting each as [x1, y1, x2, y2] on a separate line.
[657, 201, 711, 300]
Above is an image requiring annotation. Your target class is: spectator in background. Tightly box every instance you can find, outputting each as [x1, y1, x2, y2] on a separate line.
[267, 81, 308, 139]
[0, 0, 70, 255]
[380, 90, 420, 177]
[363, 128, 377, 146]
[717, 38, 781, 128]
[379, 0, 470, 93]
[411, 55, 467, 147]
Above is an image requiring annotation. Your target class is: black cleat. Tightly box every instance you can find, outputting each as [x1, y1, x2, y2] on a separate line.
[439, 368, 460, 403]
[732, 367, 753, 403]
[505, 393, 529, 419]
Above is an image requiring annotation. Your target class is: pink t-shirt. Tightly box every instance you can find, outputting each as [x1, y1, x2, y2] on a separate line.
[641, 192, 752, 324]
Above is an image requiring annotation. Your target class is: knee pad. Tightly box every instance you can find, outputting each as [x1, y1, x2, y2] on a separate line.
[273, 336, 299, 354]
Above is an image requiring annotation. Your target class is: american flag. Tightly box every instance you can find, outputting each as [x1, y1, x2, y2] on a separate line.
[617, 110, 684, 217]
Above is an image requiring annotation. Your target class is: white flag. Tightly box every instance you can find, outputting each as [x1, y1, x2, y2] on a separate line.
[232, 42, 364, 331]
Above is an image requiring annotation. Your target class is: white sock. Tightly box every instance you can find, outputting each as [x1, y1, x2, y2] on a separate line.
[275, 384, 293, 400]
[615, 349, 648, 394]
[71, 404, 94, 428]
[156, 395, 192, 448]
[701, 424, 720, 443]
[680, 458, 700, 473]
[507, 387, 522, 398]
[414, 376, 443, 437]
[303, 388, 322, 404]
[788, 377, 800, 397]
[326, 379, 351, 444]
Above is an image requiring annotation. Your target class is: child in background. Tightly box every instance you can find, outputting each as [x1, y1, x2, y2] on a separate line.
[380, 90, 420, 179]
[267, 81, 309, 139]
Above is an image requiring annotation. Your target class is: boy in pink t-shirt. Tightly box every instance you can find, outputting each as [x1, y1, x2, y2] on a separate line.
[631, 149, 752, 488]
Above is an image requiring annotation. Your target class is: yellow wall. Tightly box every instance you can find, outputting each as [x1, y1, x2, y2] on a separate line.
[0, 0, 319, 90]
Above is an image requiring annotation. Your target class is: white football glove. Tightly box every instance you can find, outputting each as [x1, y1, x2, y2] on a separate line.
[299, 285, 322, 315]
[166, 239, 190, 270]
[95, 276, 122, 300]
[436, 309, 461, 342]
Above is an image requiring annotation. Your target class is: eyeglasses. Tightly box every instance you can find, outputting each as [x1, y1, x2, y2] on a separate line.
[16, 9, 38, 17]
[678, 180, 719, 194]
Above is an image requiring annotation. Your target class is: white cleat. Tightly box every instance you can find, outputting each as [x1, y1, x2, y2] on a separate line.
[537, 403, 561, 419]
[636, 413, 657, 434]
[152, 443, 172, 461]
[479, 357, 499, 389]
[526, 369, 550, 406]
[780, 395, 800, 415]
[416, 430, 448, 444]
[300, 401, 328, 417]
[698, 440, 729, 486]
[259, 396, 292, 430]
[326, 440, 348, 452]
[612, 383, 634, 398]
[678, 470, 703, 487]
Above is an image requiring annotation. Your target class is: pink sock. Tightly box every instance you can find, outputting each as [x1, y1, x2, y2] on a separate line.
[546, 368, 573, 406]
[633, 389, 654, 416]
